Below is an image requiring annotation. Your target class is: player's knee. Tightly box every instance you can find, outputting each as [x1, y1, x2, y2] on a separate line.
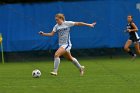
[54, 53, 60, 58]
[124, 46, 128, 51]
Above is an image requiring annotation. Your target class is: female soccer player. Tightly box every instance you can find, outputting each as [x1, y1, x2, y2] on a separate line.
[124, 15, 140, 59]
[39, 13, 96, 76]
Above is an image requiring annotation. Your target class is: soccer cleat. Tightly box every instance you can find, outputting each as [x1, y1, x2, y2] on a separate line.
[50, 72, 58, 76]
[80, 66, 85, 76]
[131, 54, 137, 61]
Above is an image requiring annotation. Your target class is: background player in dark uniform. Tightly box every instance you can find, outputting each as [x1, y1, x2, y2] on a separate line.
[124, 15, 140, 59]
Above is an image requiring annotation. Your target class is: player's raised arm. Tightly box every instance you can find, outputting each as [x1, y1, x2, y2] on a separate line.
[39, 31, 55, 36]
[74, 22, 96, 27]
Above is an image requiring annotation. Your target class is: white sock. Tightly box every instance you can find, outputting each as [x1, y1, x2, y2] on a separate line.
[72, 58, 81, 69]
[54, 57, 60, 73]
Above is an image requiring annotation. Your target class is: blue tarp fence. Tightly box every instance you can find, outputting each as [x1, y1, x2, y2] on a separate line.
[0, 0, 140, 52]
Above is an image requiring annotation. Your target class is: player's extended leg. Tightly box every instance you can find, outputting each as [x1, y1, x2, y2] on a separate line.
[124, 40, 136, 57]
[51, 47, 66, 76]
[63, 52, 85, 76]
[134, 42, 140, 54]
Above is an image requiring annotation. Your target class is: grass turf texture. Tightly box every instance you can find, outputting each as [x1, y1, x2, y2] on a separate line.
[0, 57, 140, 93]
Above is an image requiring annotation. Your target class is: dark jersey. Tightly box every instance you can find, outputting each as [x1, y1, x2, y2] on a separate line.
[126, 22, 139, 42]
[127, 22, 135, 36]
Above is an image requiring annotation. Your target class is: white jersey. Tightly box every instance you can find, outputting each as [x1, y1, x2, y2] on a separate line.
[53, 21, 75, 46]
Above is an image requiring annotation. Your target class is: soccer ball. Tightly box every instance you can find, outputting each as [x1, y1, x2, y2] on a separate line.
[32, 69, 41, 78]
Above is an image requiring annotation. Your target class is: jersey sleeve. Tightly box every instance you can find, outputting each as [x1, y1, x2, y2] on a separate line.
[52, 25, 57, 32]
[65, 21, 75, 27]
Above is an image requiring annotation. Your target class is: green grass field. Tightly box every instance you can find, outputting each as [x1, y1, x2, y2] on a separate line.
[0, 57, 140, 93]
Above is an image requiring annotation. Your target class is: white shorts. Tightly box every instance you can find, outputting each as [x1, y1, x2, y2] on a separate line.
[60, 44, 72, 52]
